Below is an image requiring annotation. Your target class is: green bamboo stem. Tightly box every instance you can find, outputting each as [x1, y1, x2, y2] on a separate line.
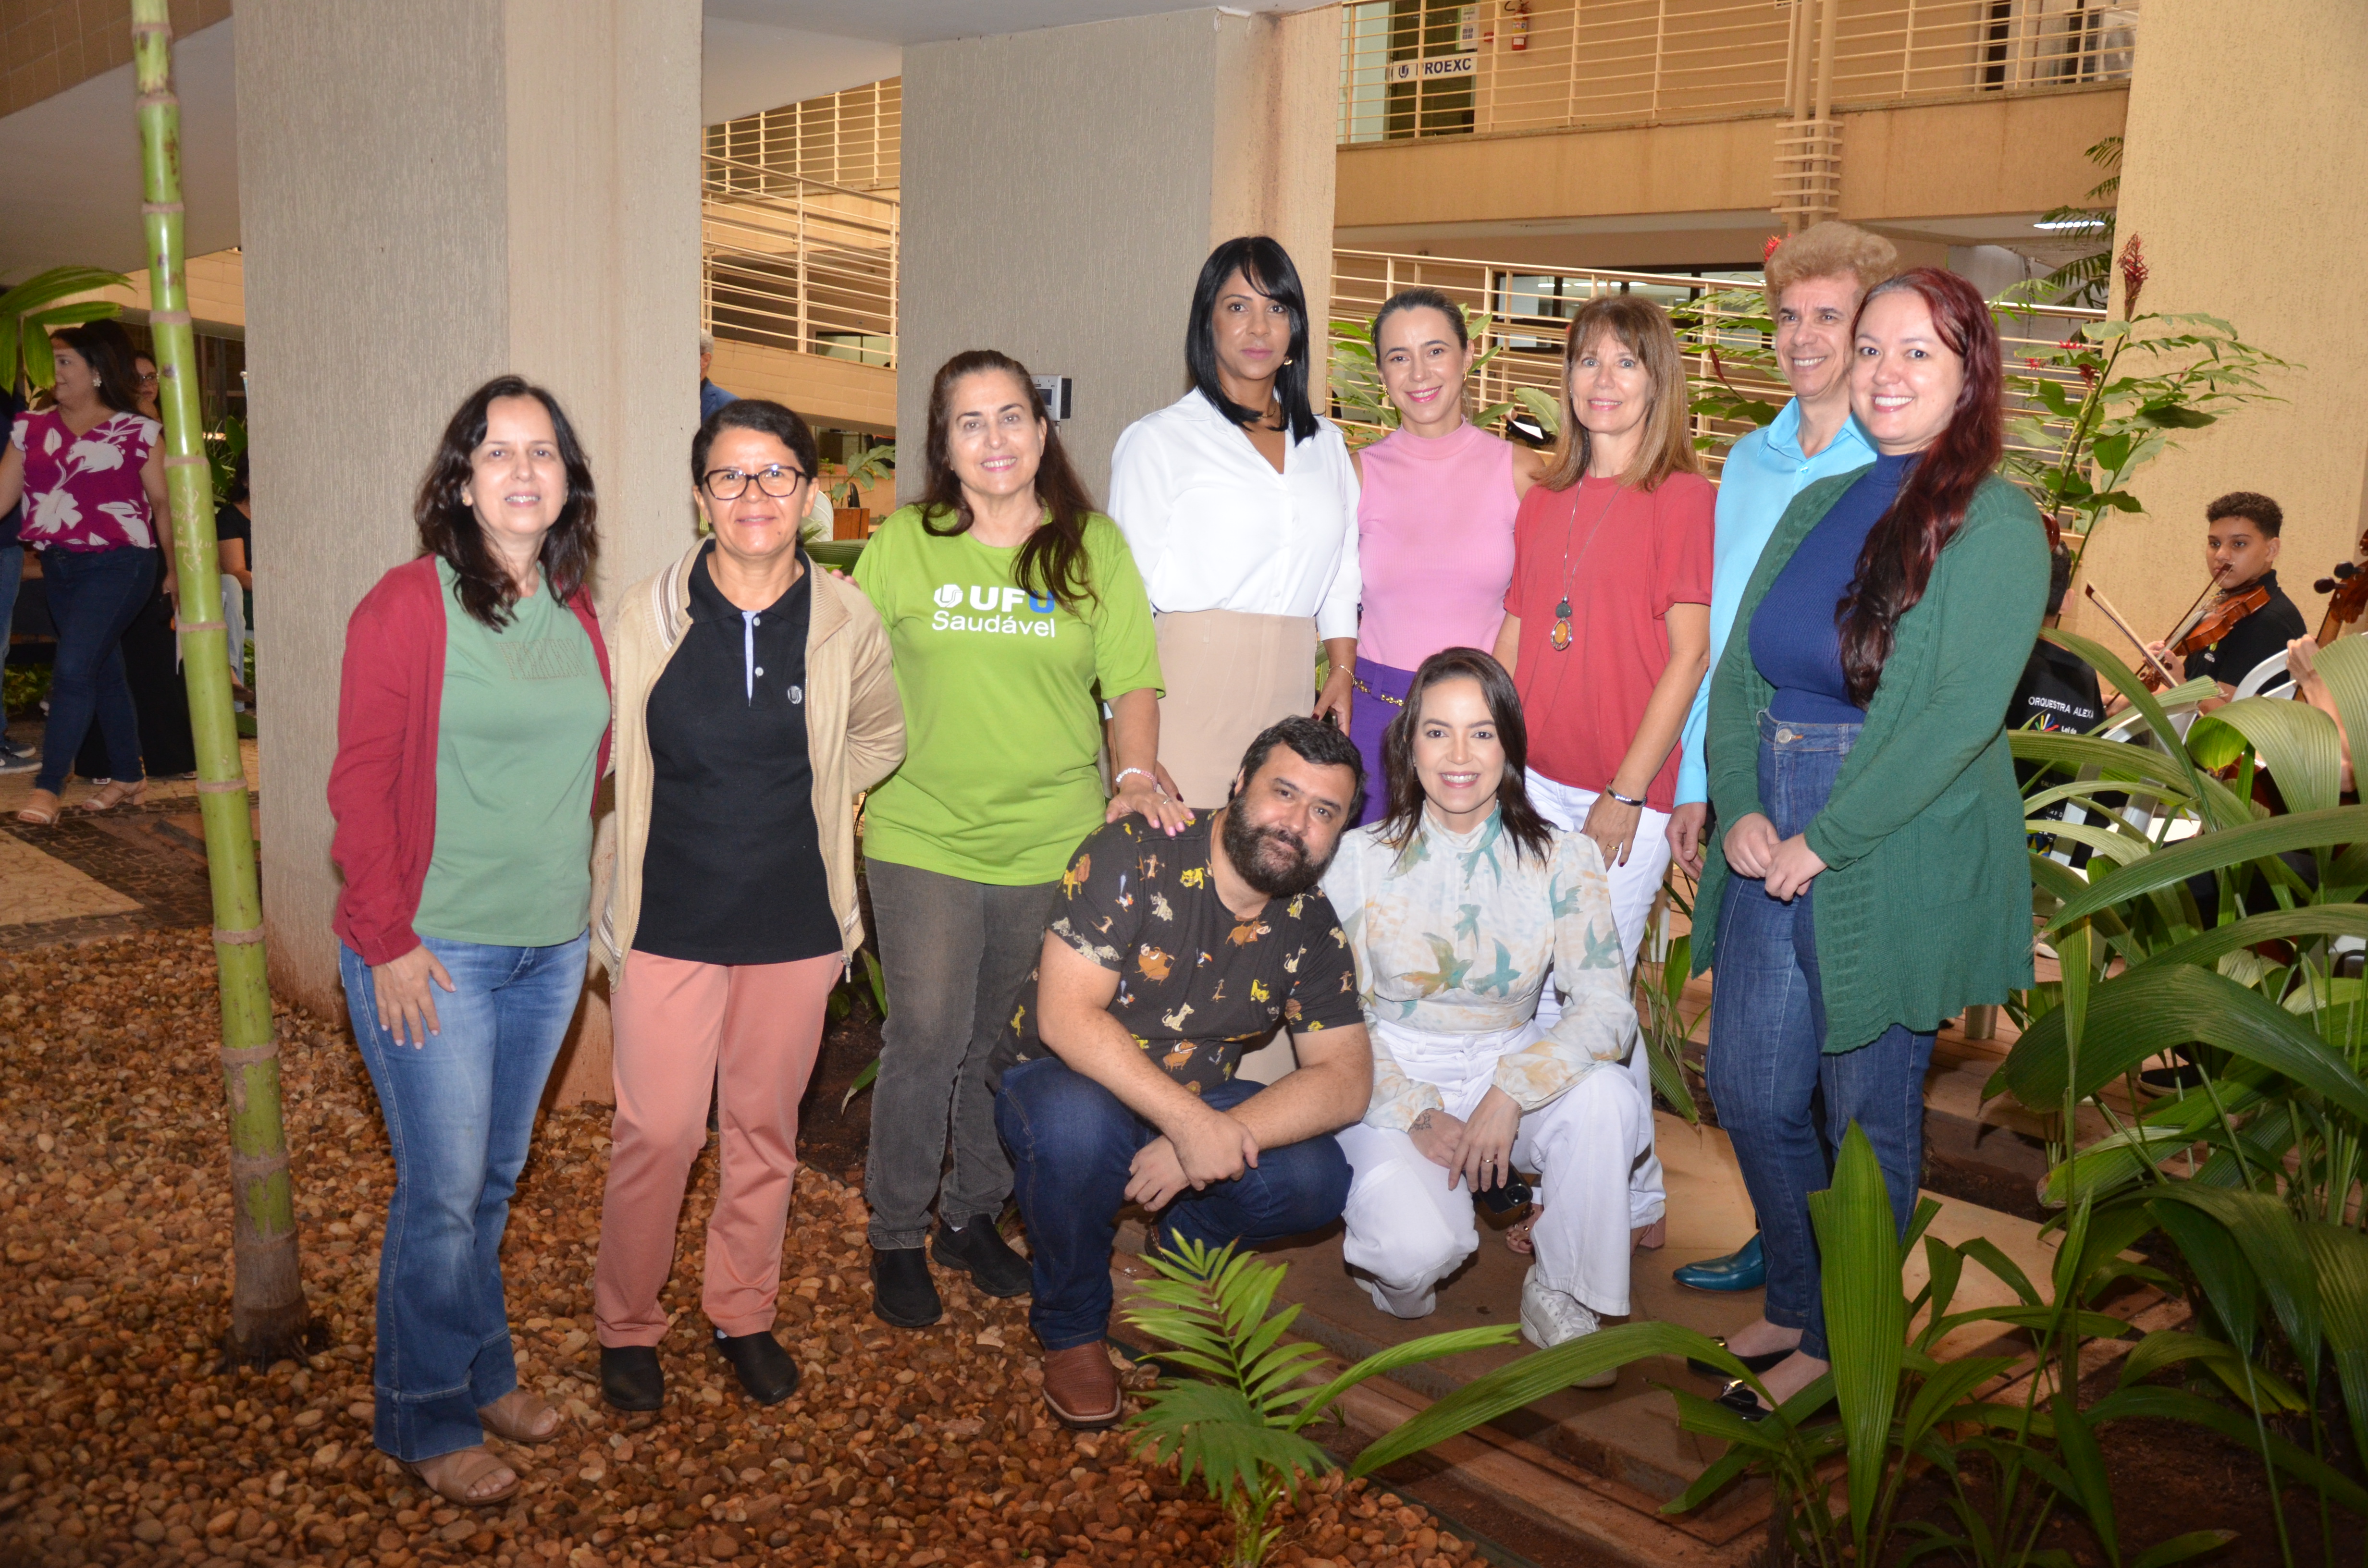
[131, 0, 309, 1363]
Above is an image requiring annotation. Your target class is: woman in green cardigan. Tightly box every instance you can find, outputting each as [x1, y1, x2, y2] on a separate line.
[1690, 268, 2046, 1419]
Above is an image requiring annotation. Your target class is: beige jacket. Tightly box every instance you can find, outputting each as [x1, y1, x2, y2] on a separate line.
[593, 539, 904, 978]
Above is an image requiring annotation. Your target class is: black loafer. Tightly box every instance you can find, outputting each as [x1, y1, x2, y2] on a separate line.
[600, 1344, 664, 1412]
[1714, 1377, 1773, 1422]
[871, 1246, 943, 1328]
[713, 1329, 800, 1405]
[1686, 1337, 1793, 1379]
[932, 1216, 1034, 1298]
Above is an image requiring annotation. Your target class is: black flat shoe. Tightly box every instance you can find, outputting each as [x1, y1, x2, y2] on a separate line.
[1714, 1377, 1774, 1422]
[1687, 1337, 1794, 1379]
[932, 1216, 1034, 1298]
[871, 1245, 943, 1328]
[600, 1344, 664, 1412]
[713, 1329, 800, 1405]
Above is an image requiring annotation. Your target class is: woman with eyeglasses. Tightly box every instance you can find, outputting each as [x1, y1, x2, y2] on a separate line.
[591, 398, 904, 1415]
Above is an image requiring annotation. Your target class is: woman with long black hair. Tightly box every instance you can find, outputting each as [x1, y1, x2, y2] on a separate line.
[1324, 647, 1645, 1356]
[1109, 235, 1361, 811]
[853, 350, 1175, 1330]
[1690, 268, 2047, 1417]
[329, 376, 612, 1501]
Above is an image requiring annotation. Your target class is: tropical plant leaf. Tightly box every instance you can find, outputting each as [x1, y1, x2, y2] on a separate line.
[2130, 905, 2368, 976]
[2042, 1127, 2197, 1206]
[1350, 1321, 1728, 1475]
[1993, 963, 2368, 1123]
[2152, 1188, 2322, 1388]
[1807, 1125, 1905, 1554]
[2149, 1199, 2261, 1355]
[2303, 1221, 2368, 1470]
[2131, 1533, 2238, 1568]
[2188, 697, 2342, 816]
[1284, 1323, 1514, 1434]
[2049, 807, 2368, 926]
[2048, 1393, 2120, 1565]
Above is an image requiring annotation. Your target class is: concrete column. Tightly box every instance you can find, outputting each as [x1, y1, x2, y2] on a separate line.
[236, 0, 701, 1101]
[2068, 0, 2368, 644]
[898, 4, 1340, 501]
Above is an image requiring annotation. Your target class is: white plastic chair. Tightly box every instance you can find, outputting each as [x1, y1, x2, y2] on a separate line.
[2231, 650, 2297, 700]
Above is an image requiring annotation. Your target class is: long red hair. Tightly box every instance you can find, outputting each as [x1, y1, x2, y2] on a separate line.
[1837, 268, 2003, 705]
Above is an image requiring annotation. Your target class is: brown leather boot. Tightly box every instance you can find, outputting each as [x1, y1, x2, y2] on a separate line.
[1039, 1342, 1123, 1429]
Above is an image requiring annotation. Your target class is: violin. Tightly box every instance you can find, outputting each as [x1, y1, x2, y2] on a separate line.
[2171, 583, 2271, 665]
[2083, 577, 2267, 692]
[2314, 528, 2368, 644]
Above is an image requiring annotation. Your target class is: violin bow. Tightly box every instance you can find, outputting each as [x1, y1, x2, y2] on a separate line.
[2082, 584, 2184, 690]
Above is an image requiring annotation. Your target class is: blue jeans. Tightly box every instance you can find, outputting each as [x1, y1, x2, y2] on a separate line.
[996, 1057, 1353, 1351]
[340, 931, 588, 1461]
[0, 542, 21, 683]
[35, 546, 155, 793]
[1703, 713, 1934, 1361]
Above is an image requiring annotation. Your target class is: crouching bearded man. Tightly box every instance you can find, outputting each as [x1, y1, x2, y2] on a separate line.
[993, 715, 1376, 1428]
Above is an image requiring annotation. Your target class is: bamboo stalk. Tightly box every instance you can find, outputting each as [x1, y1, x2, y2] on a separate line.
[131, 0, 311, 1364]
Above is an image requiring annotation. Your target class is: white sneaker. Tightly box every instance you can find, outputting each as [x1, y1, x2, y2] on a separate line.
[1360, 1275, 1436, 1319]
[1519, 1269, 1616, 1386]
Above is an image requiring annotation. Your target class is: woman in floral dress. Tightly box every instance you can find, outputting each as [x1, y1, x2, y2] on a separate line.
[1323, 647, 1648, 1361]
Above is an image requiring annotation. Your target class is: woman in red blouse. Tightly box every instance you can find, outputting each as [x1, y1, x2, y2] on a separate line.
[1492, 295, 1714, 1250]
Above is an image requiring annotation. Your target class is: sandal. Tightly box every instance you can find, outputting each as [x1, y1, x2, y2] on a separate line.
[398, 1445, 519, 1507]
[76, 779, 146, 814]
[13, 789, 61, 826]
[477, 1388, 564, 1445]
[1505, 1214, 1538, 1256]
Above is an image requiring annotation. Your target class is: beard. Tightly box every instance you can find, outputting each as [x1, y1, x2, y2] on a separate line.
[1221, 808, 1331, 898]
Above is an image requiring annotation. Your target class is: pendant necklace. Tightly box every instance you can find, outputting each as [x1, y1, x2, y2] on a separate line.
[1551, 478, 1624, 653]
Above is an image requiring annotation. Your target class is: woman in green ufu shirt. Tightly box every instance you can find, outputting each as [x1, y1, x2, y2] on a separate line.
[854, 349, 1184, 1329]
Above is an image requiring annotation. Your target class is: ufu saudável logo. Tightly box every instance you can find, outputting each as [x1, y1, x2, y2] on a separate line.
[932, 582, 1059, 637]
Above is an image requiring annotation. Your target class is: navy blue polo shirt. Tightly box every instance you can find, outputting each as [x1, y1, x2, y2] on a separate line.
[635, 542, 839, 966]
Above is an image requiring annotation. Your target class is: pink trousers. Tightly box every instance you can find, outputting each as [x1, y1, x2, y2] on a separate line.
[594, 949, 839, 1345]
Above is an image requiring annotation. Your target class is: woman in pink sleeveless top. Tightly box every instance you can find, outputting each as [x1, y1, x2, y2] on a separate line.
[1350, 289, 1545, 824]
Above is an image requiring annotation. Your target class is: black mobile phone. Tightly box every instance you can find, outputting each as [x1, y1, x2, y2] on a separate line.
[1478, 1173, 1533, 1215]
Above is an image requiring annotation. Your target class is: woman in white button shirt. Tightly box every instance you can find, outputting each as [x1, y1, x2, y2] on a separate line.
[1109, 235, 1361, 811]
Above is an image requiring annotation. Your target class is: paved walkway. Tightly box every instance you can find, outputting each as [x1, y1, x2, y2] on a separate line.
[0, 719, 260, 950]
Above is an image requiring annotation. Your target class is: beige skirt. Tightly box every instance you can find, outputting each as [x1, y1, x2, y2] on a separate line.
[1154, 609, 1319, 810]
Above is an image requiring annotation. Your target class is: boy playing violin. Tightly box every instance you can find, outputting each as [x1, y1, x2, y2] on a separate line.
[2142, 491, 2306, 711]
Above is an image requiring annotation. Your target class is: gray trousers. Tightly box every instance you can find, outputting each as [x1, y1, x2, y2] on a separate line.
[863, 856, 1062, 1250]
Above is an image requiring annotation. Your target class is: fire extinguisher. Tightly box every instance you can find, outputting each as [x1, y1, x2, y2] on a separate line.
[1504, 0, 1530, 51]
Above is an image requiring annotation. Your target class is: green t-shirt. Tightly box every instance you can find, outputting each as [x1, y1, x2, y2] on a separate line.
[854, 506, 1163, 884]
[412, 561, 609, 947]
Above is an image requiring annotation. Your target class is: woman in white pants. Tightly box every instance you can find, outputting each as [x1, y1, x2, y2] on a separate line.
[1324, 648, 1645, 1356]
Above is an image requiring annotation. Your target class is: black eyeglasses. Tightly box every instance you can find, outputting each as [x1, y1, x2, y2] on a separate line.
[702, 465, 809, 500]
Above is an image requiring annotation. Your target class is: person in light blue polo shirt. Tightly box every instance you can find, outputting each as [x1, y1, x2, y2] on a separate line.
[1666, 221, 1897, 1297]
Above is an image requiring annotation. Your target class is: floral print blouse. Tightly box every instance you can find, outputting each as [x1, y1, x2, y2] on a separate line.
[11, 409, 160, 552]
[1322, 808, 1638, 1131]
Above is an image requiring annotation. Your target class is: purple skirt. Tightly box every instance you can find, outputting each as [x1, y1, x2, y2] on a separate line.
[1348, 656, 1416, 827]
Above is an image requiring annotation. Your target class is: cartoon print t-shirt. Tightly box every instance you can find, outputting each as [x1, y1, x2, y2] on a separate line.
[998, 813, 1365, 1093]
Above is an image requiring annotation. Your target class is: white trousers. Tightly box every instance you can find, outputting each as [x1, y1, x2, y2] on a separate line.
[1526, 773, 1670, 1218]
[1338, 1021, 1653, 1319]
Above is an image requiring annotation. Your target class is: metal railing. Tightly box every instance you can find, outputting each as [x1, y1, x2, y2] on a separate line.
[1340, 0, 2138, 144]
[1330, 246, 2106, 481]
[701, 153, 899, 368]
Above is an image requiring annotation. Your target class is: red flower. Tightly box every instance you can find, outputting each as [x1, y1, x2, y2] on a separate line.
[2118, 235, 2148, 317]
[2079, 362, 2097, 386]
[1763, 233, 1785, 262]
[2025, 356, 2044, 370]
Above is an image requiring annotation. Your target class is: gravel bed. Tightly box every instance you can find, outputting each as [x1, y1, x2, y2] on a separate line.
[0, 931, 1491, 1568]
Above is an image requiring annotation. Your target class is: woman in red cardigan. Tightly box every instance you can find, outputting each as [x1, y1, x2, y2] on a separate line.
[327, 377, 612, 1507]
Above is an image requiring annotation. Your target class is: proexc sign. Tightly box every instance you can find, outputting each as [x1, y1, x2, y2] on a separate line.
[1383, 53, 1477, 84]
